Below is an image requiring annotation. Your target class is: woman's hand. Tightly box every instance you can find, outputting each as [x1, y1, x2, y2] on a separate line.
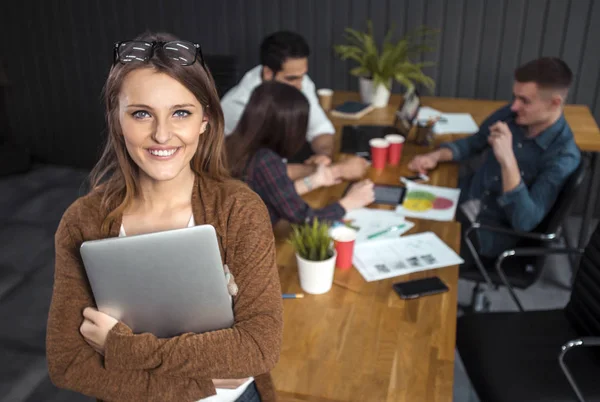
[311, 164, 342, 189]
[333, 156, 369, 180]
[339, 179, 375, 211]
[80, 307, 119, 355]
[304, 154, 332, 166]
[223, 264, 238, 296]
[212, 378, 250, 389]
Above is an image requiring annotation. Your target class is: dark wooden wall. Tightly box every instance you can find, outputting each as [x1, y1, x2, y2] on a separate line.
[1, 0, 599, 170]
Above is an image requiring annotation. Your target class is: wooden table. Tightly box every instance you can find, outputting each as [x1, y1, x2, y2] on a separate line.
[328, 91, 600, 251]
[271, 91, 600, 401]
[272, 100, 462, 401]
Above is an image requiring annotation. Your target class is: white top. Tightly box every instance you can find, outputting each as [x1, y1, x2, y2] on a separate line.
[221, 65, 335, 142]
[119, 215, 196, 237]
[119, 215, 254, 402]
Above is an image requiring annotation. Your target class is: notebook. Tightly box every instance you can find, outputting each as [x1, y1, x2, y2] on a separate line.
[330, 101, 375, 119]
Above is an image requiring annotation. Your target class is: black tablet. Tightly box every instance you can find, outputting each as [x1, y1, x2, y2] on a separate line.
[343, 184, 406, 206]
[373, 185, 406, 206]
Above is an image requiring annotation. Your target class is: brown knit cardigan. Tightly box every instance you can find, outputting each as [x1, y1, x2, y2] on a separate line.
[46, 174, 283, 402]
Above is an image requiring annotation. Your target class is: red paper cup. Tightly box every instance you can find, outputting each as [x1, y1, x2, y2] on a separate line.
[385, 134, 405, 166]
[330, 226, 357, 270]
[369, 138, 389, 170]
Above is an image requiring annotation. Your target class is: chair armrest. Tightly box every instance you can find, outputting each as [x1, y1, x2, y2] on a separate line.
[499, 247, 585, 259]
[558, 337, 600, 402]
[579, 337, 600, 346]
[469, 222, 558, 241]
[494, 247, 584, 312]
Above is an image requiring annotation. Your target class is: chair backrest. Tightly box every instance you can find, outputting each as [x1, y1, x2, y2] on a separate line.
[533, 158, 587, 237]
[565, 221, 600, 336]
[512, 160, 587, 288]
[204, 55, 239, 98]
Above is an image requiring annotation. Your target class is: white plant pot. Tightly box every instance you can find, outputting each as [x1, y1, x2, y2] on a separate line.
[359, 77, 392, 108]
[296, 251, 337, 295]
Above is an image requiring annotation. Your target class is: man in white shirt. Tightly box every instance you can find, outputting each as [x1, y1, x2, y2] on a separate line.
[221, 31, 367, 181]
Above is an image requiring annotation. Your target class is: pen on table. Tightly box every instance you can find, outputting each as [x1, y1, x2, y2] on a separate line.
[422, 116, 447, 125]
[400, 174, 430, 184]
[367, 224, 406, 240]
[282, 293, 305, 299]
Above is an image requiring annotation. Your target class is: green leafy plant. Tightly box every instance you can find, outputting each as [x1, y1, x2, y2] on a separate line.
[288, 219, 333, 262]
[334, 21, 438, 92]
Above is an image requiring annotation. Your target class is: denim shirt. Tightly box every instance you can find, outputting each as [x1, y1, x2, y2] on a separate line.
[441, 104, 581, 257]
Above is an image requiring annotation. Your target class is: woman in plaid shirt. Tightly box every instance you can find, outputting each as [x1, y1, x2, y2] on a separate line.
[226, 82, 374, 224]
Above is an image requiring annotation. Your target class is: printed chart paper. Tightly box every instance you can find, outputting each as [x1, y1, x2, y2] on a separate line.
[396, 181, 461, 222]
[353, 232, 464, 282]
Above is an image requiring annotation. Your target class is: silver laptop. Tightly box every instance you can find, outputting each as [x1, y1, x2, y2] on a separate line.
[80, 224, 234, 338]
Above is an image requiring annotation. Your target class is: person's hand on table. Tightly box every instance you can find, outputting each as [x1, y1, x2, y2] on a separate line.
[304, 155, 332, 166]
[488, 121, 516, 167]
[212, 378, 250, 389]
[333, 156, 369, 180]
[311, 164, 342, 188]
[339, 179, 375, 211]
[408, 152, 439, 174]
[80, 307, 119, 355]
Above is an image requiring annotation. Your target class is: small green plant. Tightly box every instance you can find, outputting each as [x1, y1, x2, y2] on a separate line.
[334, 21, 438, 92]
[288, 219, 333, 262]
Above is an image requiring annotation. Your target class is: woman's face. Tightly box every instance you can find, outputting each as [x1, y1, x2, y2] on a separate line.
[118, 68, 207, 182]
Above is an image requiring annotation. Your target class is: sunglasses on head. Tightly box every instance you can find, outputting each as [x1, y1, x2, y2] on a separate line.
[113, 40, 206, 68]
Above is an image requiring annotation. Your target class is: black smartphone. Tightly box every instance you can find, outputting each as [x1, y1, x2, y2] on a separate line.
[392, 277, 449, 300]
[373, 185, 406, 206]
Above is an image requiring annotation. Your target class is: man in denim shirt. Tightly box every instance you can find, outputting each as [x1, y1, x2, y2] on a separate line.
[408, 58, 581, 258]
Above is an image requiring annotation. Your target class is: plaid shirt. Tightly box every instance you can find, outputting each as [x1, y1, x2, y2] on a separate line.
[243, 148, 345, 224]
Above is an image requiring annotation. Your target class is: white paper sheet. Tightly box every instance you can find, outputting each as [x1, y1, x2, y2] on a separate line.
[395, 181, 461, 222]
[353, 232, 464, 282]
[337, 209, 414, 243]
[416, 106, 443, 121]
[432, 113, 479, 135]
[416, 106, 479, 135]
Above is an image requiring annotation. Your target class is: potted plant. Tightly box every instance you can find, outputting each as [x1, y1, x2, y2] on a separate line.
[288, 218, 337, 295]
[334, 22, 438, 108]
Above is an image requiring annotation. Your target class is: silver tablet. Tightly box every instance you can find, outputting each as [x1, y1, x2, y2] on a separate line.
[80, 224, 234, 338]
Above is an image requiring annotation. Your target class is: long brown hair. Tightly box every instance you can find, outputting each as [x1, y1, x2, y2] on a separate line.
[226, 81, 309, 178]
[90, 32, 228, 233]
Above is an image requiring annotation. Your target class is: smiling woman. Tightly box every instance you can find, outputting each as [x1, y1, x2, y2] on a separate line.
[46, 32, 283, 402]
[92, 34, 229, 233]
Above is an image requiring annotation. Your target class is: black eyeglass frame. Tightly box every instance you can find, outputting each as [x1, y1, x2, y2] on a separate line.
[113, 40, 206, 68]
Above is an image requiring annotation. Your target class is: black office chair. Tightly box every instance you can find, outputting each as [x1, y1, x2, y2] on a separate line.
[456, 220, 600, 402]
[204, 55, 238, 98]
[460, 158, 588, 312]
